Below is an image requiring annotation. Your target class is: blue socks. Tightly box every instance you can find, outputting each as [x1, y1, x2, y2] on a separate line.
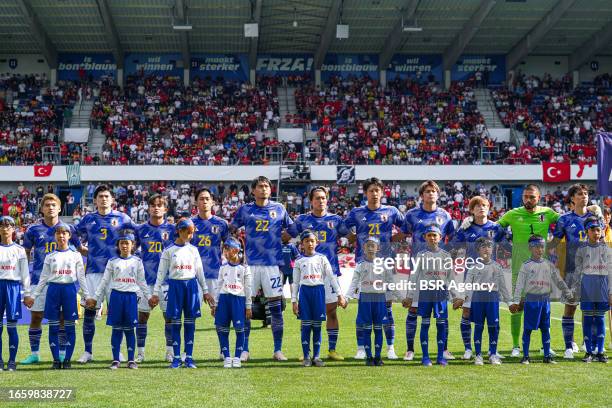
[522, 328, 532, 358]
[561, 316, 574, 350]
[542, 327, 551, 358]
[406, 311, 417, 352]
[124, 328, 136, 361]
[48, 320, 60, 361]
[58, 326, 66, 355]
[488, 325, 499, 355]
[328, 328, 339, 352]
[83, 308, 97, 354]
[383, 305, 395, 346]
[136, 323, 147, 348]
[235, 327, 245, 358]
[268, 299, 283, 353]
[28, 328, 42, 354]
[594, 313, 606, 353]
[171, 319, 182, 359]
[243, 319, 251, 352]
[6, 321, 18, 362]
[216, 326, 231, 358]
[436, 318, 447, 360]
[473, 323, 484, 356]
[356, 325, 365, 347]
[312, 321, 322, 359]
[420, 318, 431, 360]
[583, 313, 594, 354]
[183, 318, 196, 360]
[64, 321, 76, 361]
[301, 321, 312, 359]
[363, 325, 373, 358]
[373, 324, 383, 359]
[111, 327, 123, 362]
[164, 321, 173, 347]
[461, 317, 472, 351]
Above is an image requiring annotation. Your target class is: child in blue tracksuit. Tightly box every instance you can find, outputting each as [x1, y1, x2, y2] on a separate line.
[511, 235, 573, 364]
[213, 237, 252, 369]
[347, 236, 390, 366]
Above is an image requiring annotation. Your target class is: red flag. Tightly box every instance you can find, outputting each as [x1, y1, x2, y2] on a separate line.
[33, 164, 53, 177]
[542, 162, 570, 183]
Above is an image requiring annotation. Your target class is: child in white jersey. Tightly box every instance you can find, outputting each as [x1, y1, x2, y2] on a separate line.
[292, 230, 345, 367]
[28, 223, 91, 370]
[212, 237, 252, 368]
[88, 233, 150, 369]
[0, 216, 31, 371]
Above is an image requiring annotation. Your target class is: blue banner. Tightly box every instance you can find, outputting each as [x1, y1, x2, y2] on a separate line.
[321, 54, 379, 81]
[387, 54, 442, 82]
[597, 132, 612, 196]
[190, 54, 248, 82]
[451, 55, 506, 84]
[57, 54, 116, 80]
[255, 54, 313, 76]
[124, 53, 183, 78]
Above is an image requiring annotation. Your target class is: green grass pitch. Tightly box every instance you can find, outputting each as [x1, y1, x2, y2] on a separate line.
[0, 302, 609, 408]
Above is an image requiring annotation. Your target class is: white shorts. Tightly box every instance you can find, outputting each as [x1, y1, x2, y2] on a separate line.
[251, 265, 283, 298]
[81, 274, 106, 309]
[31, 283, 48, 312]
[138, 284, 168, 313]
[325, 277, 339, 305]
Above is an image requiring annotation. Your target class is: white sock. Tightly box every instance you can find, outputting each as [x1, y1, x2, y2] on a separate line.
[33, 351, 40, 356]
[166, 346, 173, 353]
[138, 347, 145, 353]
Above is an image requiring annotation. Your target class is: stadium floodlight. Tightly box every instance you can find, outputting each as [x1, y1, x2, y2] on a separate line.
[336, 24, 349, 39]
[244, 23, 259, 37]
[172, 24, 192, 30]
[401, 15, 422, 32]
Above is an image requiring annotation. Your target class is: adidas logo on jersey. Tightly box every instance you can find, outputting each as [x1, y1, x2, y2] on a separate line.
[144, 233, 150, 238]
[50, 342, 56, 347]
[570, 224, 576, 228]
[66, 342, 71, 346]
[10, 345, 15, 349]
[320, 314, 325, 318]
[173, 341, 179, 346]
[187, 340, 193, 345]
[72, 312, 77, 316]
[470, 234, 476, 238]
[236, 320, 241, 324]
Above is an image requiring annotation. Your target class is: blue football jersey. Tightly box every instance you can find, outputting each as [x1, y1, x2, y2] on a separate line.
[190, 215, 229, 279]
[288, 212, 348, 275]
[280, 243, 300, 276]
[231, 201, 293, 266]
[552, 211, 591, 274]
[451, 220, 506, 260]
[136, 221, 176, 285]
[341, 205, 404, 262]
[23, 220, 82, 285]
[76, 210, 137, 274]
[402, 205, 455, 255]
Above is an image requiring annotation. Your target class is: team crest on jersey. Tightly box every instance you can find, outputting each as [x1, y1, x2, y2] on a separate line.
[436, 216, 444, 225]
[211, 226, 219, 234]
[539, 214, 545, 222]
[381, 214, 388, 222]
[327, 221, 335, 229]
[111, 218, 119, 227]
[269, 210, 277, 219]
[487, 230, 495, 238]
[162, 232, 169, 241]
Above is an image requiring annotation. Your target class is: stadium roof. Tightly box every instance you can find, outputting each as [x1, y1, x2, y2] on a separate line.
[0, 0, 611, 70]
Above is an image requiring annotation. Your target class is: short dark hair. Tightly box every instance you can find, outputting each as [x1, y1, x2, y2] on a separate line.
[568, 183, 588, 201]
[94, 184, 114, 199]
[363, 177, 384, 192]
[604, 207, 611, 217]
[251, 176, 272, 190]
[148, 193, 167, 207]
[309, 186, 329, 201]
[418, 180, 440, 196]
[195, 187, 214, 201]
[523, 184, 540, 194]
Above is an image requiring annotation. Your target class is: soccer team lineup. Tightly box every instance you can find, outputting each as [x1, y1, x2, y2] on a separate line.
[0, 176, 611, 372]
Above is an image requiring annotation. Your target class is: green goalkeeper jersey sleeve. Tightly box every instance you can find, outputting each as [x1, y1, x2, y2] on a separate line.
[498, 206, 560, 276]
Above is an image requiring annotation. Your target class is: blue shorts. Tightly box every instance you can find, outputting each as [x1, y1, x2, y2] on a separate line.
[418, 300, 448, 319]
[44, 283, 78, 321]
[581, 301, 610, 312]
[524, 294, 550, 330]
[356, 293, 387, 326]
[107, 290, 138, 328]
[0, 280, 22, 321]
[470, 291, 500, 326]
[298, 285, 326, 322]
[166, 278, 201, 320]
[215, 293, 246, 329]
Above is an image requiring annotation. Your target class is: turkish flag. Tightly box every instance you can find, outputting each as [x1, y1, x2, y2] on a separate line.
[33, 164, 53, 177]
[542, 162, 570, 183]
